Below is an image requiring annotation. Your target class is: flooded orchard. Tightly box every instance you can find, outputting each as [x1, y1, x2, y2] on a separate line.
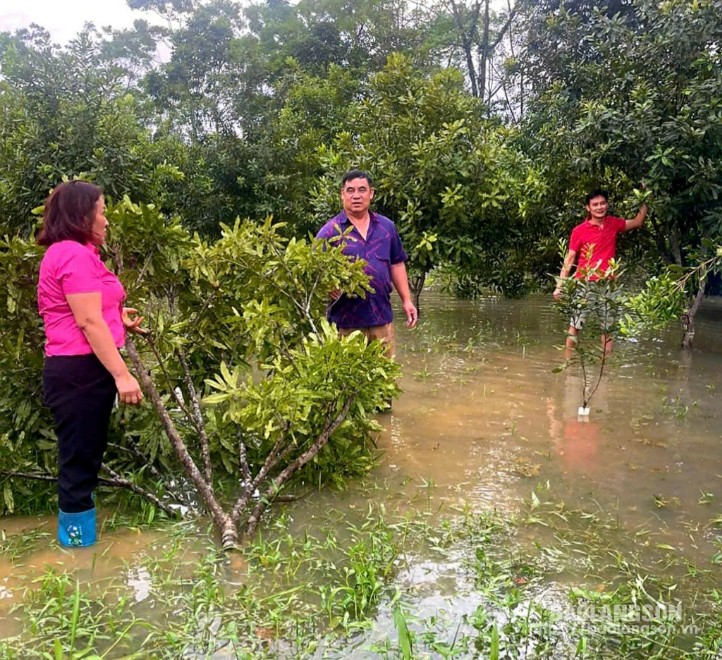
[2, 293, 722, 657]
[388, 292, 722, 552]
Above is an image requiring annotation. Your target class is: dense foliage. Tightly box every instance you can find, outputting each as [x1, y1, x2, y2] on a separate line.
[1, 0, 721, 523]
[0, 199, 398, 543]
[2, 1, 719, 283]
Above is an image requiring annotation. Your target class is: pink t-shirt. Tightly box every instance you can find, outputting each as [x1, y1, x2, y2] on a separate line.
[569, 216, 626, 279]
[38, 241, 126, 356]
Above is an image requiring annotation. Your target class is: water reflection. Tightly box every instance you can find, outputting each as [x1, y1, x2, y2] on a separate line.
[384, 291, 722, 546]
[127, 565, 152, 603]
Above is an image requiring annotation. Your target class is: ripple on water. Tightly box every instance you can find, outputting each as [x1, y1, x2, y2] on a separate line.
[2, 292, 722, 651]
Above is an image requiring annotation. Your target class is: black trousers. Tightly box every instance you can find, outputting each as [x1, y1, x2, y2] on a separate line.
[43, 354, 116, 513]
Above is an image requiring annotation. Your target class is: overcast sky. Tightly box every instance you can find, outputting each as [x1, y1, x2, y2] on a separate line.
[0, 0, 140, 42]
[0, 0, 511, 44]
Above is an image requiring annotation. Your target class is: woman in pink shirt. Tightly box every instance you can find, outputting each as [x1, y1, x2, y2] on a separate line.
[37, 181, 144, 548]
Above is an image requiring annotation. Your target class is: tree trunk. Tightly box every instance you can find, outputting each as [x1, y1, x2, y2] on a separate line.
[243, 397, 353, 539]
[124, 339, 361, 549]
[681, 243, 709, 349]
[479, 0, 491, 103]
[125, 339, 237, 547]
[411, 271, 427, 315]
[646, 213, 676, 265]
[449, 0, 482, 97]
[681, 277, 706, 349]
[464, 40, 479, 98]
[669, 226, 683, 266]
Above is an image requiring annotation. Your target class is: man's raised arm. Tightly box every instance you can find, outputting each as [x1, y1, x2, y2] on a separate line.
[624, 204, 648, 231]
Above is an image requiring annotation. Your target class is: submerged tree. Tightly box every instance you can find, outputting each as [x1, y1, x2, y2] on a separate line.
[556, 241, 722, 409]
[621, 243, 722, 348]
[0, 198, 399, 546]
[554, 256, 626, 412]
[517, 0, 722, 317]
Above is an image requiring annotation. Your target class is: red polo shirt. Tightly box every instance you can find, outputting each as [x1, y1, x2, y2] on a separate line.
[569, 216, 626, 279]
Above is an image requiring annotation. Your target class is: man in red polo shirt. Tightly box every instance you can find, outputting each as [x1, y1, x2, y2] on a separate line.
[553, 189, 647, 351]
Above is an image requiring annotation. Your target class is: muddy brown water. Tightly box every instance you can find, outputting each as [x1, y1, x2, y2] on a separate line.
[385, 293, 722, 538]
[2, 292, 721, 647]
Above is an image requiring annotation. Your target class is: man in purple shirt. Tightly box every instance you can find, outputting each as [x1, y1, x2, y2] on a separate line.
[316, 170, 417, 356]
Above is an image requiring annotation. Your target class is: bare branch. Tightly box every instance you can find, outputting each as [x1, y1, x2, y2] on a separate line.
[489, 4, 517, 51]
[1, 468, 180, 519]
[107, 442, 187, 504]
[100, 464, 179, 518]
[176, 348, 213, 483]
[107, 442, 161, 479]
[237, 426, 252, 490]
[244, 397, 354, 538]
[126, 338, 237, 547]
[1, 471, 56, 483]
[231, 421, 294, 525]
[135, 248, 157, 286]
[143, 335, 195, 421]
[448, 0, 482, 97]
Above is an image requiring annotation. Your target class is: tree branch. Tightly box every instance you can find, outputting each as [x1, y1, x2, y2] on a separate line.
[176, 348, 213, 484]
[107, 441, 164, 481]
[144, 334, 195, 421]
[1, 468, 180, 519]
[489, 4, 517, 51]
[237, 426, 252, 492]
[243, 397, 354, 538]
[100, 464, 179, 518]
[126, 338, 238, 548]
[231, 421, 294, 525]
[107, 442, 188, 505]
[1, 471, 56, 483]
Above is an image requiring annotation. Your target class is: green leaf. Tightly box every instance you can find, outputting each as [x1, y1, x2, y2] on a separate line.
[3, 482, 14, 513]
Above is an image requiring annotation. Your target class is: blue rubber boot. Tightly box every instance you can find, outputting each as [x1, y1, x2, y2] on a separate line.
[58, 508, 97, 548]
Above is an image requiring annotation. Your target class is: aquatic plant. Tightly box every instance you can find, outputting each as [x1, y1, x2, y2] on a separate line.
[3, 486, 722, 658]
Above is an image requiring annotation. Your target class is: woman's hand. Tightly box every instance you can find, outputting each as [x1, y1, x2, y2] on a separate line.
[122, 307, 148, 335]
[115, 373, 143, 405]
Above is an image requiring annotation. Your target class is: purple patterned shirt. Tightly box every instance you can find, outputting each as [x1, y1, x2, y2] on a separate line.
[317, 211, 408, 329]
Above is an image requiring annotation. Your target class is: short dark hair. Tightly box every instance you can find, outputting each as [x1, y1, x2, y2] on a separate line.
[585, 189, 609, 205]
[37, 181, 103, 246]
[341, 170, 374, 188]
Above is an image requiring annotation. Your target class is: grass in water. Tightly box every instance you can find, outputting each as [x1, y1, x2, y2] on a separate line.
[2, 485, 722, 658]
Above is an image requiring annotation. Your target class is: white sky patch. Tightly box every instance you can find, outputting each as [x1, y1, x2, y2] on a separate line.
[0, 0, 139, 42]
[0, 0, 512, 44]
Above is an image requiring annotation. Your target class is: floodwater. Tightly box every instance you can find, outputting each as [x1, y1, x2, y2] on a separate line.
[386, 292, 722, 548]
[2, 292, 721, 651]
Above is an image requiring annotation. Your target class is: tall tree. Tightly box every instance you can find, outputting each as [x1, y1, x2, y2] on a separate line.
[312, 54, 545, 304]
[0, 26, 183, 235]
[516, 0, 722, 341]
